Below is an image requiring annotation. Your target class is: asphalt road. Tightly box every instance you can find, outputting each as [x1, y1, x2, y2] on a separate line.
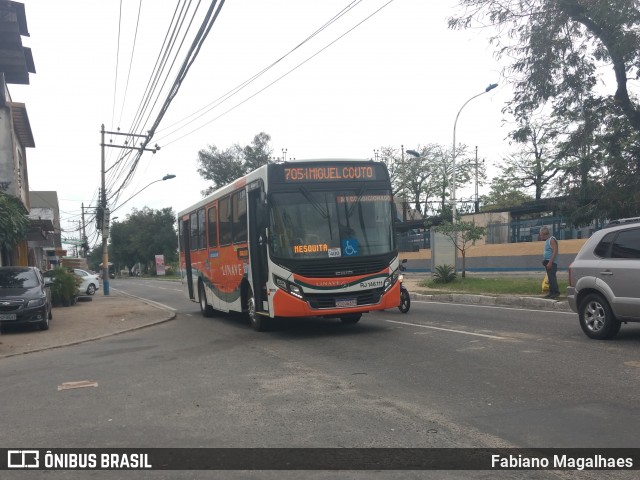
[2, 278, 640, 480]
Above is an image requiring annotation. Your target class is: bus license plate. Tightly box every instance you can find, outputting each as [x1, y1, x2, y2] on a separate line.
[336, 298, 357, 308]
[0, 313, 17, 321]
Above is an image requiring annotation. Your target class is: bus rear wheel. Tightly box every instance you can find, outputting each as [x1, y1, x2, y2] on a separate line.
[340, 314, 362, 324]
[199, 282, 215, 318]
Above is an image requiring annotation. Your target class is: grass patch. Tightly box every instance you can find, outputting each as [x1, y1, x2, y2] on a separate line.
[420, 275, 568, 296]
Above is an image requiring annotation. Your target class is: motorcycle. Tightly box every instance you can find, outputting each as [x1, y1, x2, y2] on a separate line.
[398, 259, 410, 313]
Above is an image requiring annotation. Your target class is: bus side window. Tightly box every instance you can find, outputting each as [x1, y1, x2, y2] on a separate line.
[232, 190, 247, 244]
[197, 208, 206, 250]
[208, 206, 218, 247]
[190, 212, 198, 250]
[219, 196, 232, 245]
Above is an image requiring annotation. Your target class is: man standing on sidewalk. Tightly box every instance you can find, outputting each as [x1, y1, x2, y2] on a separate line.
[540, 226, 560, 299]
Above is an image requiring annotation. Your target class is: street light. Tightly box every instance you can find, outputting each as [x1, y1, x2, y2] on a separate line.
[451, 83, 497, 223]
[112, 174, 177, 213]
[101, 174, 176, 296]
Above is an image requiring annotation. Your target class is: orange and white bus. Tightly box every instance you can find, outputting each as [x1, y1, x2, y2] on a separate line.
[178, 159, 401, 330]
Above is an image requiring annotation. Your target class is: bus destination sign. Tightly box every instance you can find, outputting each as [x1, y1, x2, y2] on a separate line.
[283, 165, 378, 183]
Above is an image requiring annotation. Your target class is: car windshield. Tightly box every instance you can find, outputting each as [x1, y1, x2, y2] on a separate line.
[269, 188, 394, 259]
[0, 269, 39, 288]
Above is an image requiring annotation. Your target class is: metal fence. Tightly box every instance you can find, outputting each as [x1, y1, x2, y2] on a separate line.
[485, 216, 605, 244]
[397, 230, 430, 252]
[396, 217, 609, 252]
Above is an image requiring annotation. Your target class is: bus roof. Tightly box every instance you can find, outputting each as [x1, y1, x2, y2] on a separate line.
[177, 159, 384, 218]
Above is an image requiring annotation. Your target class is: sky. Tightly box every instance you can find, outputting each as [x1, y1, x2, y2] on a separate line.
[11, 0, 515, 249]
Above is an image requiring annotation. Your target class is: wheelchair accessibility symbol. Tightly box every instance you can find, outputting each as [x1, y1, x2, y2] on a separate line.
[342, 239, 359, 257]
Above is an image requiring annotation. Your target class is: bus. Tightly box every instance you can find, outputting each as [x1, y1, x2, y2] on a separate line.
[178, 159, 401, 331]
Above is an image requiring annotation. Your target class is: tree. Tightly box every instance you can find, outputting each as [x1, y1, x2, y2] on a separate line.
[197, 132, 273, 196]
[109, 207, 178, 274]
[505, 115, 563, 200]
[450, 0, 640, 131]
[483, 176, 533, 211]
[0, 192, 30, 263]
[557, 102, 640, 224]
[86, 245, 103, 272]
[449, 0, 640, 220]
[408, 143, 478, 219]
[433, 221, 486, 278]
[379, 145, 432, 216]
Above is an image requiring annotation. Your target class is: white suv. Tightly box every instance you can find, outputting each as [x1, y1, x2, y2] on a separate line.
[567, 220, 640, 339]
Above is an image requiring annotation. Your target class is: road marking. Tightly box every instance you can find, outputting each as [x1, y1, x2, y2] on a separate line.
[386, 319, 506, 339]
[412, 299, 575, 315]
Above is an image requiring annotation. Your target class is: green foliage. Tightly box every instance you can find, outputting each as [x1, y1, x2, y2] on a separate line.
[503, 117, 563, 200]
[433, 264, 457, 284]
[450, 0, 640, 130]
[46, 268, 80, 307]
[434, 221, 486, 250]
[383, 143, 483, 217]
[197, 132, 273, 196]
[449, 0, 640, 221]
[87, 245, 103, 272]
[556, 101, 640, 223]
[109, 207, 178, 273]
[423, 275, 569, 295]
[0, 192, 30, 249]
[433, 221, 486, 278]
[482, 176, 533, 211]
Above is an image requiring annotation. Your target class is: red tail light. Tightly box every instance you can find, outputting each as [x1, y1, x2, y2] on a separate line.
[568, 263, 573, 286]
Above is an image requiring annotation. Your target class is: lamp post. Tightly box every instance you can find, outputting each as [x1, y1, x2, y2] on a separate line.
[101, 174, 176, 295]
[112, 174, 177, 213]
[451, 83, 497, 223]
[406, 149, 422, 216]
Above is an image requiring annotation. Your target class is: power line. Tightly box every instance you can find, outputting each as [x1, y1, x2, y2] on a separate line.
[156, 0, 364, 141]
[159, 0, 395, 147]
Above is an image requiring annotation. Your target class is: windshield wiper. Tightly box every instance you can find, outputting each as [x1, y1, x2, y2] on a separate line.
[300, 187, 329, 219]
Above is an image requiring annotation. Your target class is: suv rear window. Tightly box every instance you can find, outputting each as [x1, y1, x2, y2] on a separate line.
[594, 232, 615, 258]
[611, 228, 640, 259]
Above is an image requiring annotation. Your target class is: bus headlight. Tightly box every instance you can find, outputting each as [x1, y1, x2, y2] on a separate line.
[289, 283, 304, 299]
[273, 275, 304, 299]
[383, 269, 400, 292]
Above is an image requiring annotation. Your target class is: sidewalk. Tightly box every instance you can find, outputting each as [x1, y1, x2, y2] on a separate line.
[0, 289, 175, 359]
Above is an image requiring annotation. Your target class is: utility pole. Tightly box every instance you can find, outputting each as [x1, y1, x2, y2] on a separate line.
[81, 203, 87, 257]
[470, 146, 484, 214]
[99, 124, 159, 295]
[401, 144, 407, 222]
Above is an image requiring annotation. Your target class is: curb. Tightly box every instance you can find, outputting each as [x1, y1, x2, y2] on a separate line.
[0, 290, 177, 360]
[0, 312, 176, 359]
[411, 291, 572, 312]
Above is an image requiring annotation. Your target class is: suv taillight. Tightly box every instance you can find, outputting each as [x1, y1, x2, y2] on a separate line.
[568, 263, 573, 286]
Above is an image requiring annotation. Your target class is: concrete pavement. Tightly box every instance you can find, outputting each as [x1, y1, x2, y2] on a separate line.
[0, 275, 571, 359]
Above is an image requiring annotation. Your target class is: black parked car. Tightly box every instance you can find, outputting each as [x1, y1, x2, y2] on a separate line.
[0, 266, 53, 331]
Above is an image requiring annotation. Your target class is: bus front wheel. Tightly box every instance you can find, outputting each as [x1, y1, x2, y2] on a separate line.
[340, 314, 362, 324]
[199, 282, 215, 318]
[248, 289, 270, 331]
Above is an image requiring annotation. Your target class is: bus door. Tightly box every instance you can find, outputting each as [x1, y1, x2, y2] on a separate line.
[248, 182, 269, 313]
[180, 217, 194, 300]
[206, 204, 222, 311]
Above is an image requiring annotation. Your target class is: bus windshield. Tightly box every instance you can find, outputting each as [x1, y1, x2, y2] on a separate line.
[269, 188, 394, 260]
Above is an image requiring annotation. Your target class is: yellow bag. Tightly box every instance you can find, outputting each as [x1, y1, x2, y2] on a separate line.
[541, 274, 550, 293]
